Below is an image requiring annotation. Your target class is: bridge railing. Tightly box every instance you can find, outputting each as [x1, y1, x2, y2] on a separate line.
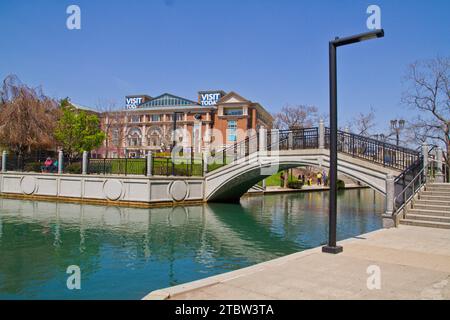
[325, 128, 419, 171]
[206, 126, 419, 173]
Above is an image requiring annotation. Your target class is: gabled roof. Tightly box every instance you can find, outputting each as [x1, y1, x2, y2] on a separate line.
[217, 91, 250, 104]
[138, 93, 198, 108]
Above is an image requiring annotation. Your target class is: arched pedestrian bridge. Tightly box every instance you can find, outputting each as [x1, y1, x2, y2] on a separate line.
[204, 124, 420, 202]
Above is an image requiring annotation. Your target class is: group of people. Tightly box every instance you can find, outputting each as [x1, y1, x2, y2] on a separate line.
[279, 170, 328, 187]
[41, 157, 58, 173]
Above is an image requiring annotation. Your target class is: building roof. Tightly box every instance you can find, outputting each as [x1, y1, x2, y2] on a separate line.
[70, 102, 99, 113]
[136, 93, 198, 109]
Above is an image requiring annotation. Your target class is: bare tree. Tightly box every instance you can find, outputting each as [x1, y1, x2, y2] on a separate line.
[273, 105, 319, 130]
[347, 107, 376, 136]
[96, 99, 128, 157]
[402, 57, 449, 163]
[0, 75, 59, 159]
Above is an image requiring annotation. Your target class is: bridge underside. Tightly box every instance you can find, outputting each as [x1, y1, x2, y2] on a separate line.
[205, 150, 401, 202]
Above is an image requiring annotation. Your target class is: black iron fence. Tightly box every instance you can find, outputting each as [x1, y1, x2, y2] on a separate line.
[88, 155, 203, 177]
[207, 134, 258, 172]
[325, 128, 419, 171]
[4, 151, 58, 173]
[88, 157, 147, 175]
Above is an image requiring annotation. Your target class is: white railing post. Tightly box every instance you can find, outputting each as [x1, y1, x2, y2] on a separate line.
[319, 118, 325, 149]
[203, 151, 208, 176]
[2, 150, 7, 173]
[82, 151, 88, 175]
[288, 131, 293, 150]
[383, 174, 396, 228]
[436, 147, 444, 183]
[58, 150, 63, 174]
[259, 128, 267, 152]
[422, 143, 429, 175]
[271, 129, 279, 152]
[147, 151, 152, 177]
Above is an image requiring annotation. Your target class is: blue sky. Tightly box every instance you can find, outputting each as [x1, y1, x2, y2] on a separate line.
[0, 0, 449, 133]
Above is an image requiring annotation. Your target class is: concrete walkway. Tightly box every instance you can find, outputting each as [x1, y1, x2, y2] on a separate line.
[144, 226, 450, 300]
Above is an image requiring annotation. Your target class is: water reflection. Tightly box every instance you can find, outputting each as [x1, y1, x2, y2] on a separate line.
[0, 189, 384, 299]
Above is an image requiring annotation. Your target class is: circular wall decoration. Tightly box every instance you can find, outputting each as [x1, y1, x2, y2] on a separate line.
[103, 179, 123, 201]
[20, 176, 37, 195]
[169, 180, 189, 202]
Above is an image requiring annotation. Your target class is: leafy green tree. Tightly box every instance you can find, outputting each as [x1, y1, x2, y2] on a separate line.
[55, 99, 105, 160]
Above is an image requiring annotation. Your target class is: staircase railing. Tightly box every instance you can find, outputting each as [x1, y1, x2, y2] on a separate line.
[391, 147, 449, 218]
[393, 157, 424, 214]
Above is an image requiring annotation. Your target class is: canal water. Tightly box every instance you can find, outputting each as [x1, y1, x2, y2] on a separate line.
[0, 189, 384, 299]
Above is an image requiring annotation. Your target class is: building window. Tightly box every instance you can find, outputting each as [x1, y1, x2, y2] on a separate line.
[112, 128, 120, 145]
[165, 114, 172, 122]
[127, 128, 142, 147]
[151, 114, 160, 122]
[130, 115, 141, 123]
[176, 113, 184, 121]
[224, 108, 243, 116]
[227, 120, 237, 142]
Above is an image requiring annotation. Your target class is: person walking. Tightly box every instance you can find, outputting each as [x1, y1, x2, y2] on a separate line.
[317, 171, 322, 186]
[322, 170, 328, 186]
[280, 172, 285, 188]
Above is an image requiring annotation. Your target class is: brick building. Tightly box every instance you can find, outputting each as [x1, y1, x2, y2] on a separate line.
[94, 90, 273, 158]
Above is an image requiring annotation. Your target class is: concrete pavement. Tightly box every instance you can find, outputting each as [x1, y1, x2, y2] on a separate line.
[144, 226, 450, 300]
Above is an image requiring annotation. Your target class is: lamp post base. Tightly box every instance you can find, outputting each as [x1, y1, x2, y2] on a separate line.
[322, 245, 343, 254]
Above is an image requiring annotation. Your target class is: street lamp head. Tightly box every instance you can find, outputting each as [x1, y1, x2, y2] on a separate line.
[390, 119, 397, 129]
[399, 119, 405, 129]
[331, 29, 384, 47]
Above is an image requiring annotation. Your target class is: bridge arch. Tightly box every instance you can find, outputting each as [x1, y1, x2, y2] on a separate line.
[205, 150, 401, 202]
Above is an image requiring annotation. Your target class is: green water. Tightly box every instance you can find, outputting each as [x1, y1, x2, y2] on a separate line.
[0, 189, 384, 299]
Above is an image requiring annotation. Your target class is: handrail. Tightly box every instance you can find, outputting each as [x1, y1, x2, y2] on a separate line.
[393, 165, 425, 214]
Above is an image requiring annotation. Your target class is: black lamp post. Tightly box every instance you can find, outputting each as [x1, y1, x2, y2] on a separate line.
[390, 119, 405, 146]
[322, 29, 385, 255]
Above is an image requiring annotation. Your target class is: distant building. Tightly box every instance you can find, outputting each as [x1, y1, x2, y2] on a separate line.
[94, 90, 273, 158]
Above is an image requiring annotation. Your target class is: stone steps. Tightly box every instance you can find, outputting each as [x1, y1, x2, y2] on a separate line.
[407, 208, 450, 217]
[419, 195, 450, 202]
[419, 191, 450, 197]
[413, 203, 450, 212]
[400, 182, 450, 229]
[405, 213, 450, 223]
[399, 219, 450, 229]
[414, 199, 450, 206]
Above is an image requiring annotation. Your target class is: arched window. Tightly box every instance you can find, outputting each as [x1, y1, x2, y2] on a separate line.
[147, 127, 163, 147]
[127, 128, 142, 147]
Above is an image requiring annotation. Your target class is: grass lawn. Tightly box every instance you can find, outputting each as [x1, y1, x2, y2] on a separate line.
[89, 157, 203, 176]
[258, 171, 299, 187]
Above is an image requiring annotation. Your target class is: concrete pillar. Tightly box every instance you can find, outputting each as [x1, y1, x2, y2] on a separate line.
[383, 174, 396, 228]
[58, 150, 63, 174]
[203, 151, 208, 176]
[262, 179, 266, 190]
[271, 129, 279, 152]
[1, 150, 6, 172]
[259, 128, 267, 152]
[436, 147, 444, 183]
[318, 118, 325, 149]
[422, 143, 429, 176]
[82, 151, 88, 175]
[146, 151, 152, 177]
[288, 131, 293, 150]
